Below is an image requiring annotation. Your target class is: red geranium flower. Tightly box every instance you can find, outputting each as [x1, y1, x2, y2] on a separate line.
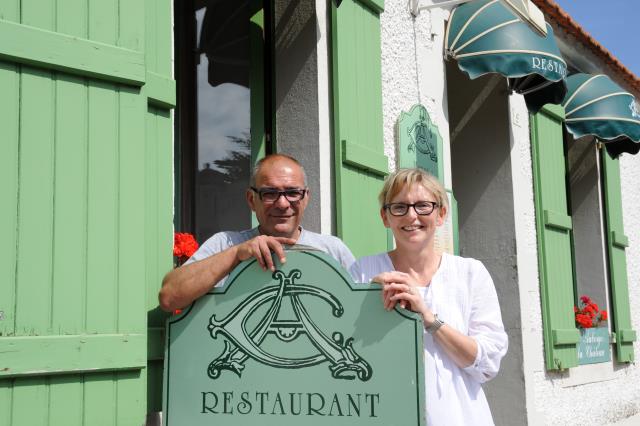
[575, 314, 593, 328]
[574, 295, 608, 329]
[173, 232, 199, 265]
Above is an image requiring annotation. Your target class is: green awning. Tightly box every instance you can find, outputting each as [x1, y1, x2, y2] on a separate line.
[445, 0, 567, 113]
[563, 73, 640, 157]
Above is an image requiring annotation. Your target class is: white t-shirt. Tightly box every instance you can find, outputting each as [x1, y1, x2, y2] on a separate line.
[186, 227, 355, 286]
[349, 252, 508, 426]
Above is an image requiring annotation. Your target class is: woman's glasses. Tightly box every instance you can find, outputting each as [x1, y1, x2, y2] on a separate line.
[384, 201, 438, 216]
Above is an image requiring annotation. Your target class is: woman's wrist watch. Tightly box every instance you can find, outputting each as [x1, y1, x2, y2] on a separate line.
[425, 314, 445, 334]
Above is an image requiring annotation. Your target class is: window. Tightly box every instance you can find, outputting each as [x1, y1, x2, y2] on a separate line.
[531, 105, 635, 370]
[566, 135, 611, 365]
[174, 0, 272, 241]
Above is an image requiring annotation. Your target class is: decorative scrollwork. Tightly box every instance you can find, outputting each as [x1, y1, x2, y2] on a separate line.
[206, 269, 372, 382]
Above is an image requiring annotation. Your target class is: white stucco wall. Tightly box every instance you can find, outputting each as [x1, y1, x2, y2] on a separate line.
[500, 57, 640, 426]
[619, 153, 640, 418]
[380, 1, 452, 187]
[519, 36, 640, 426]
[378, 2, 640, 425]
[517, 139, 640, 426]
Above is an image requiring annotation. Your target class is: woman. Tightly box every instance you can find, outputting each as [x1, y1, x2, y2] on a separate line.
[349, 168, 507, 426]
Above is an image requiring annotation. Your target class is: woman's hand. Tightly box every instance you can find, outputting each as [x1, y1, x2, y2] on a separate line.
[372, 272, 479, 369]
[371, 271, 435, 324]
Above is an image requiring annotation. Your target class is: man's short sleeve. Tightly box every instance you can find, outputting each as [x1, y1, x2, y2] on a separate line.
[183, 232, 233, 266]
[298, 230, 355, 270]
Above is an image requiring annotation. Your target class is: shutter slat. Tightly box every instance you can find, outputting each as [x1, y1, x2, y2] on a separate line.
[620, 329, 637, 343]
[543, 209, 572, 231]
[552, 329, 581, 345]
[342, 139, 389, 176]
[611, 230, 629, 248]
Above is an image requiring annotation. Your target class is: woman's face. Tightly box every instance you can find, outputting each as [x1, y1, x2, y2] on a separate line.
[381, 183, 446, 248]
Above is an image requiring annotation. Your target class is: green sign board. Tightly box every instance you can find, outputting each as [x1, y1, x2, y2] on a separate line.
[164, 250, 425, 425]
[577, 327, 611, 365]
[397, 104, 444, 181]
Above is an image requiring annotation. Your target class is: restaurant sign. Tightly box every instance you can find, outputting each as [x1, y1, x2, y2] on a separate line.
[163, 250, 426, 426]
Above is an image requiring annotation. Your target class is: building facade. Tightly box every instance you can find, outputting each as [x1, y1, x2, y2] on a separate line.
[1, 0, 638, 425]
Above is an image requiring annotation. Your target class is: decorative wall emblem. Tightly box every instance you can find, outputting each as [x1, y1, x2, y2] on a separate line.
[207, 269, 372, 381]
[396, 104, 443, 180]
[408, 107, 438, 161]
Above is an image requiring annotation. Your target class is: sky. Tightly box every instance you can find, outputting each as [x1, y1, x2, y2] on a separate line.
[553, 0, 640, 77]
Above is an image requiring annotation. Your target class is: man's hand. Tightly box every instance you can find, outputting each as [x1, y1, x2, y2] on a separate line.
[234, 235, 298, 271]
[159, 235, 298, 312]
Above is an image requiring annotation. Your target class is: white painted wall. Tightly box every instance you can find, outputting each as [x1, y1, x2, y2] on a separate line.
[520, 29, 640, 425]
[380, 1, 452, 187]
[377, 2, 640, 425]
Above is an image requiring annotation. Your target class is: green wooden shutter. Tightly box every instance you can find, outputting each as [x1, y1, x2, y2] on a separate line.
[530, 105, 581, 370]
[601, 151, 636, 362]
[331, 0, 390, 258]
[0, 0, 174, 424]
[144, 0, 176, 416]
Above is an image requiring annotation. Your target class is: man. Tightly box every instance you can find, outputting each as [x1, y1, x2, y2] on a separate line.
[159, 154, 355, 312]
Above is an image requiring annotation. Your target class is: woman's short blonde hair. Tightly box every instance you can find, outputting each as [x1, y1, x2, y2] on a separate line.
[379, 168, 448, 215]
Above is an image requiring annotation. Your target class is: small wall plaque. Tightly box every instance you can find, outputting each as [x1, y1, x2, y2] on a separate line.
[396, 104, 444, 181]
[577, 327, 611, 365]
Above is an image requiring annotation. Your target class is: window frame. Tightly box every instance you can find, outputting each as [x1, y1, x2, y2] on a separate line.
[530, 104, 636, 371]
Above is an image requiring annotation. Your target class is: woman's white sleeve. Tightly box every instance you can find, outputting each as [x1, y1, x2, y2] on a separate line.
[462, 260, 508, 383]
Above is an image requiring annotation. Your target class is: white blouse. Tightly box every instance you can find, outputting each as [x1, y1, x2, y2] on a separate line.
[349, 252, 508, 426]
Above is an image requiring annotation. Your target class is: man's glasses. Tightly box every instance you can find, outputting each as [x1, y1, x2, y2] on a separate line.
[384, 201, 439, 216]
[251, 187, 307, 203]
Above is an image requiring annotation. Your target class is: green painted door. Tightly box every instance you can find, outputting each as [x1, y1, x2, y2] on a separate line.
[0, 0, 174, 424]
[332, 0, 390, 258]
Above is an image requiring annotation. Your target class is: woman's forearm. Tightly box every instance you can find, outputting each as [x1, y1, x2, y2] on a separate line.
[427, 320, 478, 368]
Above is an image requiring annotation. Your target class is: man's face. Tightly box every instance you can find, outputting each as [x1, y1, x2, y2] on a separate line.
[247, 158, 309, 238]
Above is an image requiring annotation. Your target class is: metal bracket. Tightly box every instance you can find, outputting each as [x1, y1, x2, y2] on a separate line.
[409, 0, 470, 16]
[410, 0, 547, 36]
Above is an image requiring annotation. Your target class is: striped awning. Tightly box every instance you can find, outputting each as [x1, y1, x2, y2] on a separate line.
[199, 0, 251, 88]
[563, 74, 640, 157]
[445, 0, 567, 113]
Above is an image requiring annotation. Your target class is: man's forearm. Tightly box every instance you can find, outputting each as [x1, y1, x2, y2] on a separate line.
[158, 246, 240, 311]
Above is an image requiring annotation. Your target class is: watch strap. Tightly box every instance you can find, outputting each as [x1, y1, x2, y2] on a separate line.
[426, 314, 444, 334]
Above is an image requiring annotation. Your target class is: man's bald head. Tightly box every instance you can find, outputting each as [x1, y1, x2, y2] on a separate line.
[250, 154, 307, 187]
